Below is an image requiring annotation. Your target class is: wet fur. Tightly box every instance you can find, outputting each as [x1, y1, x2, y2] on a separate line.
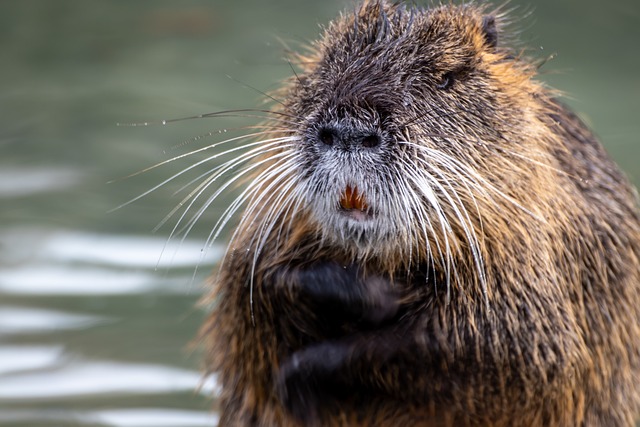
[199, 1, 640, 425]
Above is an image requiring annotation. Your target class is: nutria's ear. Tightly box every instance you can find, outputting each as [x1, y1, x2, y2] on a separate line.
[481, 15, 498, 48]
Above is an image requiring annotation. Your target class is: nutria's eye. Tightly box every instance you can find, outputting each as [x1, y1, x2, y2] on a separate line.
[436, 71, 455, 90]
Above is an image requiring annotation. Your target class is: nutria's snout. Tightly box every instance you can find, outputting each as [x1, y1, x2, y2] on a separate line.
[316, 125, 384, 151]
[303, 121, 389, 233]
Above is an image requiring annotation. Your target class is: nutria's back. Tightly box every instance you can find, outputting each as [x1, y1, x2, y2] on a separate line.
[200, 1, 640, 425]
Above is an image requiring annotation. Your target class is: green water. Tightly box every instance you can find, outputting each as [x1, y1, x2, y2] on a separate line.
[0, 1, 638, 426]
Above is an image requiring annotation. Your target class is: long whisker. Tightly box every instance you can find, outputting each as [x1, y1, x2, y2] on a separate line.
[170, 145, 298, 242]
[151, 141, 297, 270]
[390, 161, 437, 274]
[408, 147, 488, 244]
[420, 159, 486, 303]
[165, 124, 296, 151]
[201, 152, 300, 247]
[208, 155, 302, 324]
[399, 141, 544, 222]
[399, 158, 456, 297]
[157, 142, 296, 238]
[110, 135, 292, 212]
[496, 147, 575, 178]
[170, 137, 293, 198]
[114, 130, 290, 184]
[117, 108, 302, 127]
[186, 152, 300, 289]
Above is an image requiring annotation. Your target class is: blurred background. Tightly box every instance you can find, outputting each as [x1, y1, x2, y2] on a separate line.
[0, 0, 638, 426]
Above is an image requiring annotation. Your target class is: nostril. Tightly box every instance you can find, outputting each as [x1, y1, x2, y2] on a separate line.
[361, 134, 381, 148]
[318, 128, 336, 146]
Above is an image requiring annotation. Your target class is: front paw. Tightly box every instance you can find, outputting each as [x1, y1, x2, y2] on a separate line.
[275, 341, 349, 423]
[294, 261, 400, 327]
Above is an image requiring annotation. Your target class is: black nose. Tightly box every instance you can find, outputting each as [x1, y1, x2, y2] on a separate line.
[361, 134, 381, 148]
[318, 128, 337, 147]
[317, 127, 381, 149]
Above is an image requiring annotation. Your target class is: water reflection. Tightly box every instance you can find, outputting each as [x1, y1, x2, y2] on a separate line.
[0, 346, 64, 375]
[0, 229, 216, 426]
[0, 408, 217, 427]
[0, 306, 109, 334]
[0, 266, 165, 296]
[0, 167, 82, 198]
[87, 408, 218, 427]
[0, 229, 222, 269]
[0, 359, 218, 399]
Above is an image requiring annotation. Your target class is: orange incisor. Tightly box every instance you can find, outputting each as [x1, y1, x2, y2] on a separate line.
[340, 185, 368, 211]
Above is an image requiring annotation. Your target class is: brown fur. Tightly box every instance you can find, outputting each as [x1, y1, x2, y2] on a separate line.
[200, 1, 640, 425]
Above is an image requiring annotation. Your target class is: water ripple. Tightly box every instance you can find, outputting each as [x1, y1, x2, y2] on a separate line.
[0, 359, 218, 400]
[0, 408, 218, 427]
[0, 306, 110, 335]
[0, 345, 64, 375]
[0, 228, 222, 268]
[0, 167, 82, 198]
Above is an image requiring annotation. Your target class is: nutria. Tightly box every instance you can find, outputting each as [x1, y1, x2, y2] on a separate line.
[199, 1, 640, 425]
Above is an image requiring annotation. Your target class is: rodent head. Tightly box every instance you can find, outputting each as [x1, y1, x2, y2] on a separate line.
[254, 2, 559, 279]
